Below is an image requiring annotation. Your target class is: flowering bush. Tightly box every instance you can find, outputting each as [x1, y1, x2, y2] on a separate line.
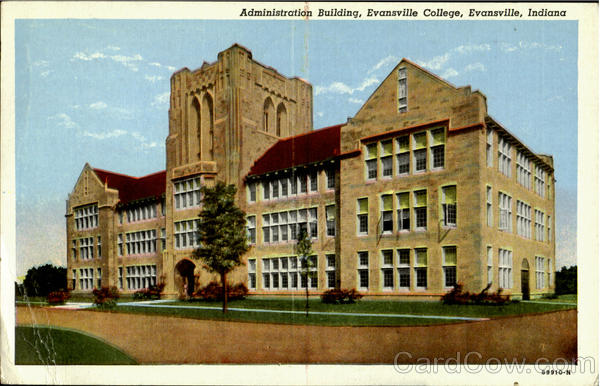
[442, 282, 510, 305]
[47, 290, 70, 305]
[93, 286, 120, 309]
[321, 288, 364, 304]
[133, 282, 166, 300]
[192, 281, 248, 301]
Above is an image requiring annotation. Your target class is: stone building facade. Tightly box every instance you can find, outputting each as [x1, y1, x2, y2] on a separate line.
[66, 44, 555, 299]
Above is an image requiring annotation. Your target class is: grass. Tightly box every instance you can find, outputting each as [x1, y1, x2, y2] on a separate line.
[103, 296, 576, 327]
[535, 294, 577, 303]
[15, 325, 137, 365]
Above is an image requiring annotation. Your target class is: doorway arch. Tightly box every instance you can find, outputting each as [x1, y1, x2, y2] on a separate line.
[521, 258, 530, 300]
[176, 259, 196, 297]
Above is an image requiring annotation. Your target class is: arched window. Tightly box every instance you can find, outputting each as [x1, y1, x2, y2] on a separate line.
[263, 97, 275, 133]
[276, 103, 287, 137]
[201, 93, 214, 161]
[189, 97, 201, 162]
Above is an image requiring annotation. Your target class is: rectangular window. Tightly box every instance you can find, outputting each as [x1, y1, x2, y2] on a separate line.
[72, 269, 77, 290]
[79, 237, 94, 260]
[516, 151, 532, 190]
[71, 240, 78, 261]
[290, 176, 297, 195]
[117, 234, 123, 256]
[486, 186, 493, 227]
[74, 204, 99, 230]
[126, 265, 157, 290]
[396, 136, 409, 175]
[298, 209, 308, 235]
[309, 171, 318, 192]
[487, 246, 493, 284]
[299, 173, 308, 194]
[326, 254, 336, 289]
[308, 208, 318, 238]
[430, 128, 445, 169]
[380, 140, 393, 178]
[248, 183, 256, 203]
[547, 259, 553, 287]
[358, 251, 369, 290]
[97, 236, 102, 258]
[498, 136, 512, 178]
[326, 205, 336, 237]
[396, 192, 410, 231]
[125, 202, 158, 223]
[548, 216, 552, 242]
[326, 169, 335, 190]
[397, 249, 410, 289]
[357, 198, 369, 235]
[443, 246, 457, 288]
[535, 256, 545, 289]
[79, 268, 94, 291]
[414, 248, 427, 288]
[288, 210, 297, 240]
[535, 210, 545, 242]
[535, 165, 546, 198]
[413, 132, 427, 173]
[413, 190, 427, 230]
[398, 67, 407, 112]
[442, 185, 457, 227]
[118, 267, 123, 289]
[271, 213, 279, 243]
[262, 214, 270, 244]
[279, 212, 288, 242]
[174, 177, 201, 210]
[498, 249, 513, 289]
[381, 249, 394, 290]
[97, 268, 102, 288]
[246, 216, 256, 244]
[271, 179, 279, 199]
[125, 229, 158, 255]
[248, 259, 256, 290]
[263, 181, 270, 200]
[280, 178, 288, 198]
[498, 192, 512, 232]
[365, 143, 378, 180]
[486, 128, 493, 167]
[160, 228, 166, 251]
[174, 220, 199, 250]
[381, 194, 393, 234]
[516, 201, 532, 239]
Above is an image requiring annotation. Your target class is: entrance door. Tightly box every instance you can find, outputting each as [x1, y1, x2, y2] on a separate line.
[521, 258, 530, 301]
[176, 259, 196, 296]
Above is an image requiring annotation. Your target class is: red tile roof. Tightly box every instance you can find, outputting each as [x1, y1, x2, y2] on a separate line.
[247, 124, 343, 177]
[93, 168, 166, 205]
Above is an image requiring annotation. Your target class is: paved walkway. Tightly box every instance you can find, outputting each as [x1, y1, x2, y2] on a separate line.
[16, 306, 577, 364]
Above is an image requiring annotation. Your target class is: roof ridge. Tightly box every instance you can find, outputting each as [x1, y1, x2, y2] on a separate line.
[93, 167, 165, 180]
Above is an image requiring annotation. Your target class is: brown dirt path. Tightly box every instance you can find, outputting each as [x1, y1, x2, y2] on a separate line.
[16, 306, 576, 364]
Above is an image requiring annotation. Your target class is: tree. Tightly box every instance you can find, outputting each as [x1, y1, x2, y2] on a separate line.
[555, 265, 577, 295]
[295, 229, 314, 317]
[23, 264, 67, 297]
[194, 181, 250, 313]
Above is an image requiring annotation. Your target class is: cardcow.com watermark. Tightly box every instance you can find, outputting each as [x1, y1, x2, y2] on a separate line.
[393, 352, 595, 375]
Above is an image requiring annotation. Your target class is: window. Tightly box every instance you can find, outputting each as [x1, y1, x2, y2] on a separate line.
[126, 265, 157, 290]
[298, 209, 308, 235]
[326, 169, 335, 190]
[126, 202, 158, 223]
[381, 194, 393, 234]
[118, 267, 123, 289]
[516, 201, 531, 239]
[498, 249, 513, 289]
[160, 228, 166, 251]
[380, 140, 393, 178]
[96, 236, 101, 258]
[262, 214, 270, 243]
[246, 216, 256, 244]
[441, 185, 457, 227]
[308, 208, 318, 238]
[430, 128, 445, 169]
[72, 269, 77, 290]
[487, 246, 493, 284]
[326, 205, 336, 237]
[119, 211, 124, 224]
[280, 178, 288, 198]
[396, 192, 410, 231]
[79, 268, 93, 291]
[174, 220, 199, 249]
[279, 212, 288, 242]
[516, 151, 532, 190]
[498, 192, 512, 232]
[498, 136, 512, 178]
[262, 256, 316, 290]
[535, 256, 545, 289]
[535, 165, 546, 198]
[365, 143, 378, 180]
[79, 237, 94, 260]
[248, 259, 256, 289]
[547, 216, 552, 242]
[74, 204, 98, 230]
[326, 254, 336, 289]
[71, 240, 77, 261]
[289, 210, 297, 240]
[535, 210, 545, 242]
[290, 175, 297, 195]
[414, 248, 427, 289]
[174, 176, 201, 210]
[262, 181, 270, 200]
[398, 67, 407, 112]
[271, 179, 279, 199]
[397, 249, 410, 289]
[309, 171, 318, 192]
[443, 246, 457, 288]
[248, 183, 256, 203]
[118, 234, 123, 256]
[396, 136, 409, 175]
[381, 250, 394, 290]
[486, 186, 493, 227]
[413, 190, 427, 230]
[547, 259, 553, 287]
[271, 213, 279, 243]
[357, 198, 369, 235]
[126, 230, 158, 255]
[486, 128, 493, 167]
[413, 132, 427, 173]
[97, 268, 102, 288]
[298, 173, 308, 194]
[358, 252, 369, 290]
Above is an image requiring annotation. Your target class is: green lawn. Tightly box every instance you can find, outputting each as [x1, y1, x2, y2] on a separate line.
[15, 325, 137, 365]
[534, 294, 577, 303]
[105, 296, 576, 327]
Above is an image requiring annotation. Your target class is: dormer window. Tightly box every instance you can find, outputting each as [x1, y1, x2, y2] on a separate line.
[398, 67, 407, 113]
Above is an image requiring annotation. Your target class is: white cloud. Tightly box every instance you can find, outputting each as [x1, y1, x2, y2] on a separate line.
[417, 53, 450, 70]
[106, 45, 121, 51]
[148, 62, 177, 72]
[145, 75, 164, 83]
[33, 60, 49, 67]
[73, 51, 106, 61]
[316, 76, 378, 96]
[441, 68, 459, 78]
[464, 63, 485, 73]
[500, 43, 518, 52]
[40, 70, 51, 78]
[455, 44, 491, 54]
[348, 98, 364, 104]
[48, 113, 78, 129]
[82, 129, 127, 140]
[89, 101, 107, 110]
[110, 54, 143, 71]
[501, 41, 561, 53]
[151, 92, 170, 108]
[316, 111, 324, 117]
[368, 55, 399, 74]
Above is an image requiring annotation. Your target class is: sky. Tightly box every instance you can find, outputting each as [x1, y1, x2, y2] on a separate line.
[14, 19, 578, 277]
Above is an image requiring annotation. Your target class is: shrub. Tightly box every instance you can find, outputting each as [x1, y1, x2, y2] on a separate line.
[441, 282, 510, 305]
[93, 286, 120, 309]
[133, 282, 166, 301]
[192, 281, 248, 301]
[47, 290, 70, 305]
[321, 288, 364, 304]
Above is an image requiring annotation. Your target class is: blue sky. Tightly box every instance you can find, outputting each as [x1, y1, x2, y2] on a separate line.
[15, 20, 578, 276]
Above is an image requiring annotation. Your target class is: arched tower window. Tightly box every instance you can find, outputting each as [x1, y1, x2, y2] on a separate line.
[201, 93, 214, 161]
[189, 97, 201, 162]
[276, 103, 287, 137]
[263, 97, 275, 133]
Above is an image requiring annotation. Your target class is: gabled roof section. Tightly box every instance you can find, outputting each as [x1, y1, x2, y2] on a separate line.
[93, 168, 166, 205]
[247, 124, 343, 177]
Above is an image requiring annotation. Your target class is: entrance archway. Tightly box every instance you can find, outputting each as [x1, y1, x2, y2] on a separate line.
[521, 259, 530, 301]
[176, 259, 196, 297]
